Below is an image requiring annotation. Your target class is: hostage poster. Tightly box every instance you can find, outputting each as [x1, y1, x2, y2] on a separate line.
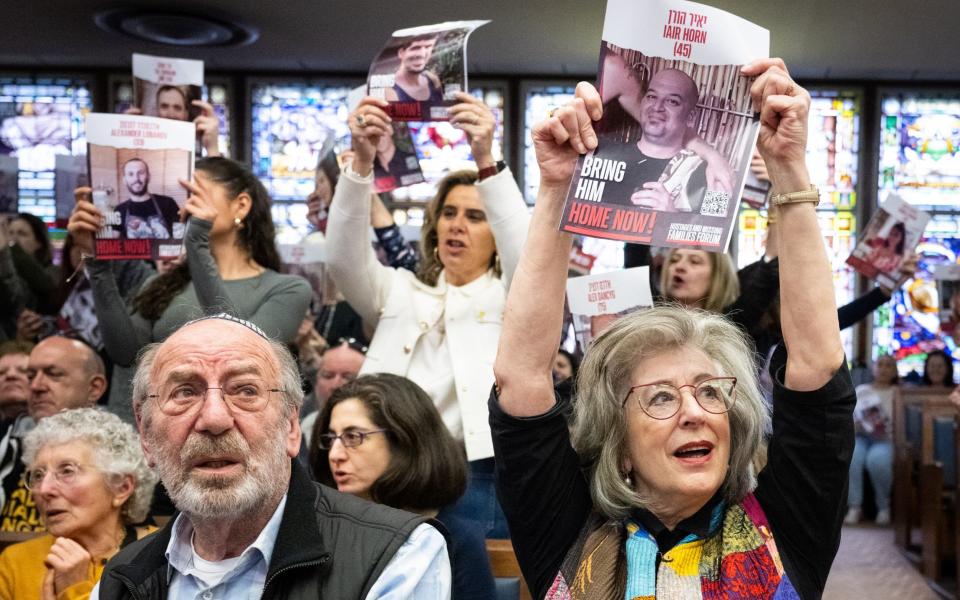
[367, 20, 488, 121]
[132, 53, 204, 122]
[348, 85, 425, 192]
[560, 0, 769, 251]
[847, 193, 929, 290]
[566, 266, 653, 349]
[85, 113, 195, 260]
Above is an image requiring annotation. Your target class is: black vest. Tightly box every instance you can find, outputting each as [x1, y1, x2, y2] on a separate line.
[97, 460, 430, 599]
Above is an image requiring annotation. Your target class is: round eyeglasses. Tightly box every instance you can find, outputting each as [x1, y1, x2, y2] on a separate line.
[25, 462, 92, 491]
[622, 376, 737, 420]
[317, 430, 389, 449]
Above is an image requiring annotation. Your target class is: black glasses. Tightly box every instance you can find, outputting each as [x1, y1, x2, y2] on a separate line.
[622, 376, 737, 420]
[317, 429, 388, 449]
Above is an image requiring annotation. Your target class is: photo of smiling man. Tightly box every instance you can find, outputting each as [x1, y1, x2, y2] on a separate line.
[386, 34, 443, 104]
[366, 21, 489, 121]
[600, 67, 709, 213]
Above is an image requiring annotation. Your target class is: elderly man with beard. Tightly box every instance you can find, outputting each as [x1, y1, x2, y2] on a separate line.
[93, 314, 450, 600]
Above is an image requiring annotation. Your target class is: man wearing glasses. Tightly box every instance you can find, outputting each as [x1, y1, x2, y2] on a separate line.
[94, 314, 449, 599]
[0, 335, 107, 532]
[301, 338, 367, 446]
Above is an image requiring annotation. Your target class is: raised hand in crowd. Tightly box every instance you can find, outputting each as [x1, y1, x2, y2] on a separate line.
[348, 97, 393, 176]
[192, 99, 222, 157]
[177, 175, 221, 223]
[448, 91, 498, 169]
[66, 187, 99, 258]
[15, 308, 43, 341]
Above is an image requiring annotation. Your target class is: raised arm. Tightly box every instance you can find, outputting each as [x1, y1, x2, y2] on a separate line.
[326, 97, 398, 326]
[0, 221, 28, 318]
[67, 188, 152, 366]
[193, 100, 222, 158]
[448, 92, 529, 289]
[166, 190, 311, 343]
[745, 59, 843, 390]
[494, 83, 603, 417]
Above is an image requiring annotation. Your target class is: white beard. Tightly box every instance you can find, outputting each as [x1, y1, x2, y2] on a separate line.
[149, 424, 289, 520]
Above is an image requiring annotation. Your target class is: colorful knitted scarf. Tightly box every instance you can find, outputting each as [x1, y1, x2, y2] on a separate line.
[545, 493, 800, 599]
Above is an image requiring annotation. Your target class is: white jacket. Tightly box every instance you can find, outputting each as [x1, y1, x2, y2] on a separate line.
[326, 167, 530, 460]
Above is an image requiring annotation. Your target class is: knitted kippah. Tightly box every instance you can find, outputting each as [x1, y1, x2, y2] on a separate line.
[184, 313, 269, 340]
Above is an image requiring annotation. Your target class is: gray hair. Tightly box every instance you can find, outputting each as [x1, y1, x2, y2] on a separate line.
[131, 329, 304, 425]
[571, 304, 769, 519]
[22, 407, 157, 524]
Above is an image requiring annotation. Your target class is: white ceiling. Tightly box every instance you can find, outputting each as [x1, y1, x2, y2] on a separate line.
[0, 0, 955, 82]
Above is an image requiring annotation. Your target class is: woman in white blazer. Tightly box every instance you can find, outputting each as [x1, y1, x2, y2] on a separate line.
[326, 92, 529, 538]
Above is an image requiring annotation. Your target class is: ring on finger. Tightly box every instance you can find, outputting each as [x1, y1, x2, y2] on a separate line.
[356, 114, 366, 126]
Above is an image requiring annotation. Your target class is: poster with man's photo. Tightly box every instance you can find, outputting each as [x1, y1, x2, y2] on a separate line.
[373, 123, 424, 193]
[132, 53, 204, 122]
[347, 85, 425, 193]
[566, 266, 653, 349]
[560, 0, 768, 251]
[367, 20, 488, 121]
[847, 193, 929, 290]
[0, 155, 17, 215]
[85, 113, 195, 260]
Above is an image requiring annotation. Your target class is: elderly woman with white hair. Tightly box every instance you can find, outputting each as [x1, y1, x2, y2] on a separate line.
[0, 408, 157, 600]
[491, 59, 855, 600]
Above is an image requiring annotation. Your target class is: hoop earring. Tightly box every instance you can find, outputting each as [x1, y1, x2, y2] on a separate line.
[494, 253, 501, 273]
[433, 246, 439, 260]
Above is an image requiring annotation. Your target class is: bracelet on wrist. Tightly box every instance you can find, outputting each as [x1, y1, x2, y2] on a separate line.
[770, 185, 820, 208]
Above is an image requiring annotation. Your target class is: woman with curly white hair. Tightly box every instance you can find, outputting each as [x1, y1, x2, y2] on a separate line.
[0, 408, 157, 600]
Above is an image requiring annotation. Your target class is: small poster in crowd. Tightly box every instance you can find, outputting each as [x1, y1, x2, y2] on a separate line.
[847, 193, 929, 290]
[347, 85, 426, 192]
[0, 155, 17, 215]
[566, 266, 653, 349]
[85, 113, 195, 260]
[55, 155, 87, 221]
[740, 168, 771, 209]
[934, 264, 960, 339]
[367, 20, 489, 121]
[132, 53, 204, 122]
[559, 0, 768, 251]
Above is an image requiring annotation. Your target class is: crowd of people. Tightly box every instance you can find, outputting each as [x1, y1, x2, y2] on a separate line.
[0, 49, 955, 600]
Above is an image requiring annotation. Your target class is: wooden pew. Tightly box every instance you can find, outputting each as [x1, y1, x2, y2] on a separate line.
[893, 386, 954, 550]
[486, 538, 533, 600]
[919, 414, 959, 580]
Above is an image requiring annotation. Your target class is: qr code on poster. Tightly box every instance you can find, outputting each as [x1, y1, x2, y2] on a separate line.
[700, 191, 730, 217]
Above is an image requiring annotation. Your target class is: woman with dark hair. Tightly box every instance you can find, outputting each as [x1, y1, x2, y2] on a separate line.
[866, 221, 907, 274]
[326, 93, 529, 538]
[553, 349, 580, 384]
[67, 157, 311, 422]
[309, 373, 495, 600]
[922, 348, 954, 387]
[0, 213, 61, 339]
